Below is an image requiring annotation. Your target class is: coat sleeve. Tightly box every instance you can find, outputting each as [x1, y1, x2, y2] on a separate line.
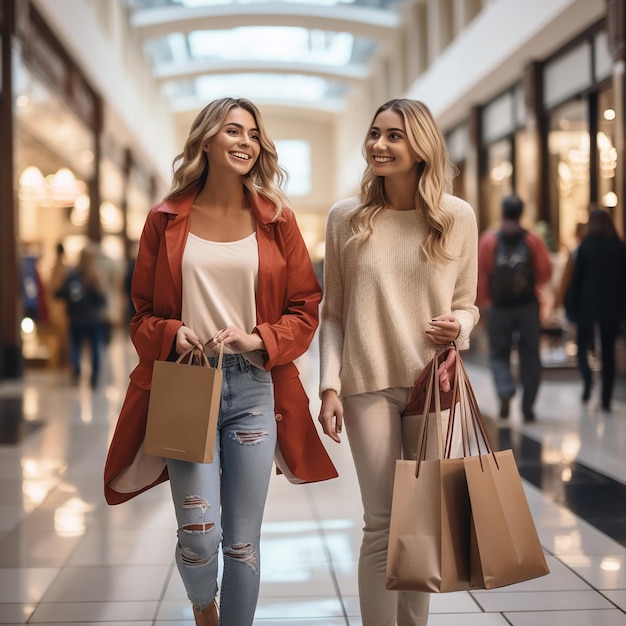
[130, 210, 182, 383]
[255, 210, 322, 369]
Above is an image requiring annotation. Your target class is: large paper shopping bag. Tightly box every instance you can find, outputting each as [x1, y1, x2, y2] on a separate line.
[464, 450, 550, 589]
[386, 454, 472, 592]
[144, 346, 223, 463]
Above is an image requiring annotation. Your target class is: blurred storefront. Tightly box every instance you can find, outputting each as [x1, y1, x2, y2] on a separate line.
[443, 9, 626, 372]
[0, 0, 156, 378]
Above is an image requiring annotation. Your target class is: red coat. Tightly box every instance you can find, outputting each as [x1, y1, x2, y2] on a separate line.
[104, 191, 337, 504]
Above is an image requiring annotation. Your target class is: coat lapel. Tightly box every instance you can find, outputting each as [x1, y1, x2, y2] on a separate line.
[157, 193, 195, 310]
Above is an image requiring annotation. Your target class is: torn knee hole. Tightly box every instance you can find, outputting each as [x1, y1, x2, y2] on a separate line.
[180, 546, 211, 567]
[232, 430, 268, 445]
[224, 543, 258, 572]
[182, 495, 209, 514]
[181, 522, 214, 533]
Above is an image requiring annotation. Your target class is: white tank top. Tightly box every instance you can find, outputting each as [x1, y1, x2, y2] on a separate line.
[181, 231, 263, 367]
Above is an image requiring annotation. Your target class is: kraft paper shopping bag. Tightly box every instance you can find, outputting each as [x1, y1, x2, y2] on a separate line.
[386, 455, 472, 592]
[464, 450, 550, 589]
[144, 345, 223, 463]
[387, 345, 474, 592]
[452, 354, 550, 589]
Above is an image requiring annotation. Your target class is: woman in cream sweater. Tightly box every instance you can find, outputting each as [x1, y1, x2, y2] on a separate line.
[318, 99, 479, 626]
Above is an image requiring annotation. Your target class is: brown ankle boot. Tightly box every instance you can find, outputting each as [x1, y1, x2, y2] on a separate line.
[193, 599, 218, 626]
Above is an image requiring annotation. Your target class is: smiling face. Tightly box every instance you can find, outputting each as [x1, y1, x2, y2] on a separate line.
[205, 106, 261, 176]
[365, 108, 421, 179]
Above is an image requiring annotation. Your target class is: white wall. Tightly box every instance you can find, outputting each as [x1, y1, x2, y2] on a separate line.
[407, 0, 606, 130]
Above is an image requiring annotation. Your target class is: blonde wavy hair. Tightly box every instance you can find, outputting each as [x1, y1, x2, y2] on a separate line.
[351, 99, 455, 262]
[164, 97, 287, 218]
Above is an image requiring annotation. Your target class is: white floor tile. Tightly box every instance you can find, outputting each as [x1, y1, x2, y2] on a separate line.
[558, 554, 626, 590]
[255, 596, 344, 618]
[472, 589, 614, 611]
[505, 609, 626, 626]
[28, 601, 158, 623]
[65, 529, 175, 566]
[429, 591, 483, 612]
[40, 565, 170, 602]
[0, 604, 35, 624]
[426, 614, 512, 626]
[0, 568, 59, 603]
[603, 590, 626, 611]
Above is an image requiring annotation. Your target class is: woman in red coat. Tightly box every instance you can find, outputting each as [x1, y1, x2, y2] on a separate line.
[104, 98, 336, 626]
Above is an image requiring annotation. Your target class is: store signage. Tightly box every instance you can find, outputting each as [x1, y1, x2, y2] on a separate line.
[18, 3, 99, 130]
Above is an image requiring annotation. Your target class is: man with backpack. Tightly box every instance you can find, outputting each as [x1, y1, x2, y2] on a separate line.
[477, 194, 552, 422]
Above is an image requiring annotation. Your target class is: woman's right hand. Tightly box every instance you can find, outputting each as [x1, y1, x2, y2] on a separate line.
[175, 326, 203, 354]
[318, 390, 344, 443]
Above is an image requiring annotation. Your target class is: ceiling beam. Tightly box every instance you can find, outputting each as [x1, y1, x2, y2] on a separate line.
[169, 93, 346, 115]
[154, 59, 370, 85]
[130, 3, 400, 43]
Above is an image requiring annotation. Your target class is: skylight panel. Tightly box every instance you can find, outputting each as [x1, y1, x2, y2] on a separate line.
[194, 73, 331, 101]
[188, 27, 354, 66]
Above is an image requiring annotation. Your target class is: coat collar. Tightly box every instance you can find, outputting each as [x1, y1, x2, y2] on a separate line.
[154, 188, 286, 225]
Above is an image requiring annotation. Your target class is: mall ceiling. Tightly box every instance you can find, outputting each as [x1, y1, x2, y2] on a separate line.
[124, 0, 411, 126]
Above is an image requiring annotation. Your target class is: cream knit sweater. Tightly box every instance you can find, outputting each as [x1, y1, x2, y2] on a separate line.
[319, 195, 479, 397]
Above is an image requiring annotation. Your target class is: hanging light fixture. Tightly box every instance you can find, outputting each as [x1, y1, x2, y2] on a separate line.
[18, 166, 47, 203]
[49, 167, 83, 207]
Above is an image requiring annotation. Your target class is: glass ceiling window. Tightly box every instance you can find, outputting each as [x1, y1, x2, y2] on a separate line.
[146, 27, 362, 66]
[145, 25, 365, 107]
[126, 0, 402, 111]
[163, 73, 347, 103]
[187, 28, 354, 65]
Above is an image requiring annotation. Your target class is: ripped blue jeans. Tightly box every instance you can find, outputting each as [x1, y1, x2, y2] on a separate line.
[166, 353, 276, 626]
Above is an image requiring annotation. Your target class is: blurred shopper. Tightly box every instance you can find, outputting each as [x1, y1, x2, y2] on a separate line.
[54, 244, 107, 387]
[45, 242, 70, 367]
[318, 98, 479, 626]
[93, 243, 123, 344]
[569, 208, 626, 411]
[104, 97, 336, 626]
[556, 221, 588, 323]
[477, 194, 552, 422]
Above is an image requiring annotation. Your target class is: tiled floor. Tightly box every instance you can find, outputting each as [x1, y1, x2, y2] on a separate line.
[1, 331, 626, 625]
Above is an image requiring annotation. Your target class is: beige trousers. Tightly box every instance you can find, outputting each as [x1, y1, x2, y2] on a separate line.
[343, 387, 461, 626]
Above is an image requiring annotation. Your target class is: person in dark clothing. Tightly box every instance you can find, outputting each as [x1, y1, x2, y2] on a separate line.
[55, 244, 107, 387]
[569, 209, 626, 412]
[477, 195, 552, 422]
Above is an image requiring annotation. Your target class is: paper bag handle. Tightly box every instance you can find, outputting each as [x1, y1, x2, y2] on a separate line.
[454, 355, 500, 470]
[415, 343, 463, 476]
[175, 342, 224, 370]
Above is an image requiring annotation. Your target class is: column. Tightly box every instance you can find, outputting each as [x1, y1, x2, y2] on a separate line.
[0, 0, 22, 379]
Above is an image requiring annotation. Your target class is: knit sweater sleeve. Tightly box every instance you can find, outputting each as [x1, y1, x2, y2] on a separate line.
[319, 199, 353, 396]
[451, 200, 480, 349]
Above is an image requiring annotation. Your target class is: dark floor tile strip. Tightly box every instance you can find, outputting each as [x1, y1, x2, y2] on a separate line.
[498, 427, 626, 547]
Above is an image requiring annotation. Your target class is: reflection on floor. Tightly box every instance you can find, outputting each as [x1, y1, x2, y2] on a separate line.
[0, 331, 625, 625]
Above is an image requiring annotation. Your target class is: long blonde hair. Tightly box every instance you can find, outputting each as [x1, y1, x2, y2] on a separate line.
[351, 99, 455, 262]
[165, 98, 287, 218]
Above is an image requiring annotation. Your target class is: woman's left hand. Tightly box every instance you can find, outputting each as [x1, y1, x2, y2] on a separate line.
[425, 315, 460, 393]
[206, 325, 264, 353]
[437, 347, 456, 393]
[425, 314, 460, 345]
